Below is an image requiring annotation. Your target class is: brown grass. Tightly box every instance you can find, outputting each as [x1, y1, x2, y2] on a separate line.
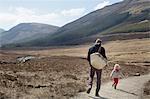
[0, 38, 150, 99]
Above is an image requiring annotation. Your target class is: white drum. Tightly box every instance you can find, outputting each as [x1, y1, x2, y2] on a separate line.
[90, 53, 107, 70]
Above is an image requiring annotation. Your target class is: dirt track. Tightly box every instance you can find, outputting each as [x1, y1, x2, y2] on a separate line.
[72, 74, 150, 99]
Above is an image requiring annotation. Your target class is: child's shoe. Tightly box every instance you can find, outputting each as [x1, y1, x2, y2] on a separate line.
[112, 83, 115, 87]
[114, 85, 117, 89]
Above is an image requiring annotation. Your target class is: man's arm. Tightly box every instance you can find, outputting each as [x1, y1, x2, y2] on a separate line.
[87, 49, 91, 62]
[101, 47, 107, 59]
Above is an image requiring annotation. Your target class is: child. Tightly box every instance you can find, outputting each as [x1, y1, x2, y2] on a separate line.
[110, 64, 124, 89]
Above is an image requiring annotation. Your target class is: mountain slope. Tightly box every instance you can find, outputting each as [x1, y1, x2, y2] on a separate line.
[48, 0, 149, 45]
[0, 28, 5, 46]
[1, 23, 59, 45]
[2, 0, 150, 48]
[0, 28, 5, 33]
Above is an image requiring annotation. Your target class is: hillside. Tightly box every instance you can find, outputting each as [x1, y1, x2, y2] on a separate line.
[2, 0, 150, 48]
[0, 28, 5, 33]
[0, 28, 5, 46]
[0, 23, 59, 46]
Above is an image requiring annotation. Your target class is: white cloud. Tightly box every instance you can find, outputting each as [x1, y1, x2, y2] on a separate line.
[94, 1, 110, 10]
[15, 7, 36, 15]
[0, 7, 86, 30]
[61, 8, 85, 16]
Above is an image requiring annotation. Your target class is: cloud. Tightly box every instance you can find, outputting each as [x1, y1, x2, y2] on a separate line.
[61, 8, 85, 16]
[94, 1, 110, 10]
[0, 7, 86, 30]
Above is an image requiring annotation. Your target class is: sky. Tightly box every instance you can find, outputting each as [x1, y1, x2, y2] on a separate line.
[0, 0, 123, 30]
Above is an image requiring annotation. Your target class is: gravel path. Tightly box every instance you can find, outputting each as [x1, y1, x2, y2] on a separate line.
[71, 74, 150, 99]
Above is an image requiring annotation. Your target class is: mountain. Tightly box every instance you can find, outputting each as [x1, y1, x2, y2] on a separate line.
[0, 23, 59, 45]
[0, 28, 5, 46]
[2, 0, 150, 48]
[0, 28, 5, 33]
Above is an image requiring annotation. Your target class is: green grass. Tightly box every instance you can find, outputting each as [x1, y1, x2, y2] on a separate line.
[101, 20, 150, 35]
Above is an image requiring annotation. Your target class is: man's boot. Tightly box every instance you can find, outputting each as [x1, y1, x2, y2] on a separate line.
[95, 92, 100, 97]
[86, 88, 91, 94]
[95, 89, 100, 97]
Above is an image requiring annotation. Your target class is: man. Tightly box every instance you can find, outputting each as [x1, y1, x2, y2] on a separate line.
[87, 38, 107, 97]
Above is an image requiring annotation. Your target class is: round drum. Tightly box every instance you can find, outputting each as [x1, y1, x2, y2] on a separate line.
[90, 53, 107, 70]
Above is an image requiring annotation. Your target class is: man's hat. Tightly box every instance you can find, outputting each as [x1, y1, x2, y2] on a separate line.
[95, 38, 102, 45]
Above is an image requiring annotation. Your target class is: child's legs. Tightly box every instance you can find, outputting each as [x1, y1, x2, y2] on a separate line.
[113, 79, 115, 84]
[114, 78, 119, 86]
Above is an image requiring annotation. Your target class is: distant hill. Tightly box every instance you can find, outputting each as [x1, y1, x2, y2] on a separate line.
[0, 28, 5, 33]
[2, 0, 150, 48]
[0, 23, 59, 46]
[0, 28, 5, 46]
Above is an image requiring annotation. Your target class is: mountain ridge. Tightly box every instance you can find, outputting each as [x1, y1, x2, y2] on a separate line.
[0, 23, 59, 46]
